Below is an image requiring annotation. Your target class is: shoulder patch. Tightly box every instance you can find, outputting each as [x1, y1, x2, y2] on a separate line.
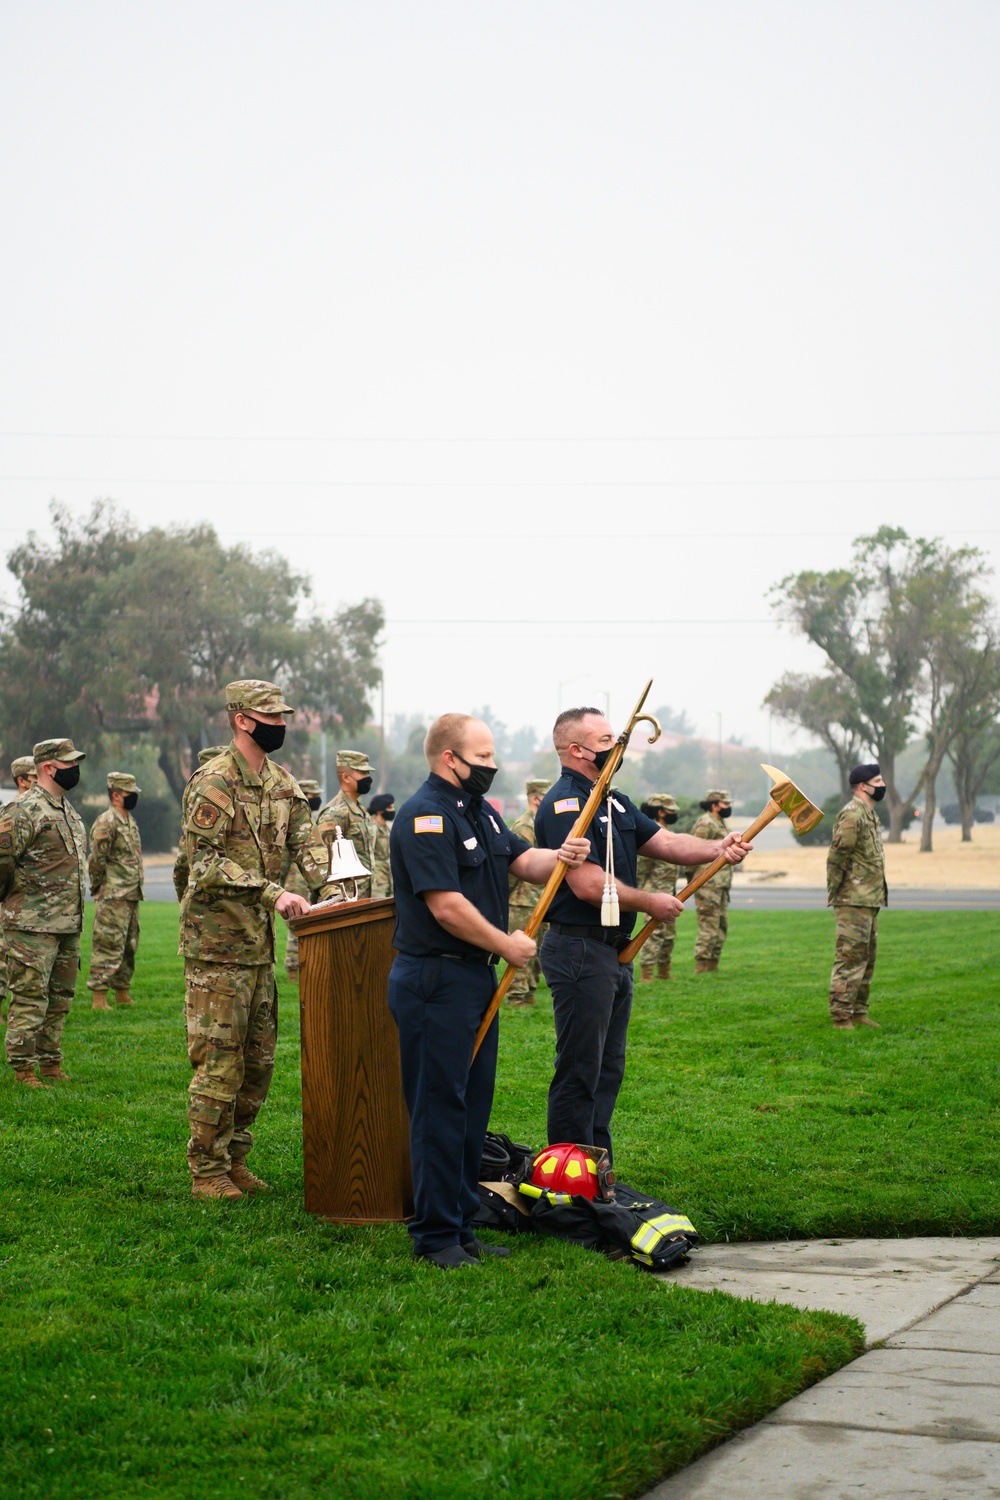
[553, 797, 580, 815]
[0, 830, 12, 850]
[414, 815, 444, 834]
[193, 803, 221, 829]
[201, 782, 233, 812]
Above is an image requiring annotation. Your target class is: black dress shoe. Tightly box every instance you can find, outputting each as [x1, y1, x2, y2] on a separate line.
[461, 1237, 512, 1259]
[414, 1245, 479, 1270]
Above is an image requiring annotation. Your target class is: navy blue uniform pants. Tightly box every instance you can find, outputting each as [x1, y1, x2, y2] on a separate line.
[387, 954, 499, 1255]
[541, 931, 633, 1161]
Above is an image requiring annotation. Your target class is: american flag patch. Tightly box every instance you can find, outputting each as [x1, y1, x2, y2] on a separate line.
[414, 815, 444, 834]
[554, 797, 580, 814]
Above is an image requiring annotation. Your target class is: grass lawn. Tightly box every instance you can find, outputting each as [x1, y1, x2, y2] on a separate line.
[1, 903, 995, 1499]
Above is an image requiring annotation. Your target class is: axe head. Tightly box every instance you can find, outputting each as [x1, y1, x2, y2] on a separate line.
[760, 763, 824, 836]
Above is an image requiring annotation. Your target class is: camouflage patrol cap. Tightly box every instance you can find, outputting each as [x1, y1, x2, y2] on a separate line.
[107, 772, 141, 794]
[645, 793, 679, 811]
[198, 745, 228, 765]
[298, 778, 321, 795]
[336, 750, 375, 773]
[704, 788, 731, 804]
[225, 679, 294, 715]
[33, 737, 86, 765]
[10, 756, 36, 781]
[526, 779, 551, 796]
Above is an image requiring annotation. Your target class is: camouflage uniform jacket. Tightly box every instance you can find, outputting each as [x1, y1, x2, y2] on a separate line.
[317, 791, 377, 889]
[636, 851, 679, 896]
[89, 807, 144, 901]
[371, 819, 393, 899]
[826, 798, 887, 908]
[178, 745, 325, 964]
[0, 785, 88, 933]
[281, 809, 327, 898]
[508, 807, 540, 908]
[685, 811, 732, 890]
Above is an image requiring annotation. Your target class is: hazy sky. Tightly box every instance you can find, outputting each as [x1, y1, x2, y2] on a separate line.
[2, 2, 997, 751]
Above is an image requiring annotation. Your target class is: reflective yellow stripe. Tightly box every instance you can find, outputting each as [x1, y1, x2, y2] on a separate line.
[630, 1212, 696, 1256]
[518, 1183, 574, 1205]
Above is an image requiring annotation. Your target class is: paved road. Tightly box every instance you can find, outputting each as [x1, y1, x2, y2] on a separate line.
[144, 861, 999, 912]
[644, 1237, 1000, 1499]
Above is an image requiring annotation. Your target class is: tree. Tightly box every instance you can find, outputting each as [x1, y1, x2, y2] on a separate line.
[763, 671, 870, 802]
[652, 705, 695, 736]
[771, 526, 995, 842]
[0, 502, 384, 801]
[945, 631, 1000, 841]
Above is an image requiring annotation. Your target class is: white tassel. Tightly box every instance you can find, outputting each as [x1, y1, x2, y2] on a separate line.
[601, 788, 620, 926]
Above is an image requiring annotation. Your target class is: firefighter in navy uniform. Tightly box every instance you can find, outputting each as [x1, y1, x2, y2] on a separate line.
[535, 707, 751, 1161]
[388, 713, 590, 1270]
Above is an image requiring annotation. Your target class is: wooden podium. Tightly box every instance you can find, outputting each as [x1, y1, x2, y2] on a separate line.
[292, 897, 413, 1223]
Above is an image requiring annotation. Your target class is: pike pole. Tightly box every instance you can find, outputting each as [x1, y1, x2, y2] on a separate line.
[470, 679, 662, 1062]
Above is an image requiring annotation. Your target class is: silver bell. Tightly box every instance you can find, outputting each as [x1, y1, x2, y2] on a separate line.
[324, 824, 371, 903]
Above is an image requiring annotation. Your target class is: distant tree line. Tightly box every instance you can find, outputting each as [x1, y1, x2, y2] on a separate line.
[0, 502, 384, 817]
[765, 526, 1000, 847]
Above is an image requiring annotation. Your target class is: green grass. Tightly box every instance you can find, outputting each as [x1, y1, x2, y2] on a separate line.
[1, 905, 995, 1499]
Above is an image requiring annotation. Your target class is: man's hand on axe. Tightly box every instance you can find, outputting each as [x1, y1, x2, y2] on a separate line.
[635, 824, 752, 874]
[717, 831, 753, 865]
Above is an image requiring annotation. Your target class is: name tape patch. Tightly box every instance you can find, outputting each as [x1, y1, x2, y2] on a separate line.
[414, 815, 444, 834]
[553, 797, 580, 815]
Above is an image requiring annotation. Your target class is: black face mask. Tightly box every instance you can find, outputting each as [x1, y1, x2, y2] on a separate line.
[452, 753, 498, 797]
[307, 796, 322, 811]
[867, 784, 887, 802]
[718, 805, 732, 818]
[356, 775, 373, 796]
[124, 792, 139, 811]
[52, 765, 81, 791]
[664, 812, 678, 825]
[383, 809, 395, 822]
[580, 745, 613, 773]
[246, 718, 286, 753]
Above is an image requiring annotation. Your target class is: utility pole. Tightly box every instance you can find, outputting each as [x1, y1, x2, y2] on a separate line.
[378, 671, 387, 793]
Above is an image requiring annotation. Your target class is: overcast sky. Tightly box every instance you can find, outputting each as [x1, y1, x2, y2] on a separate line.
[2, 1, 997, 752]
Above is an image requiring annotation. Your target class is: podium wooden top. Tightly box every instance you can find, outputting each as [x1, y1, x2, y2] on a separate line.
[289, 895, 396, 938]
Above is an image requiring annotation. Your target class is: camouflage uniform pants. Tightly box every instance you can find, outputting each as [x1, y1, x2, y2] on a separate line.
[506, 905, 546, 1002]
[87, 899, 140, 991]
[4, 928, 80, 1071]
[829, 906, 879, 1021]
[184, 958, 277, 1178]
[694, 887, 729, 963]
[284, 927, 300, 975]
[641, 918, 677, 971]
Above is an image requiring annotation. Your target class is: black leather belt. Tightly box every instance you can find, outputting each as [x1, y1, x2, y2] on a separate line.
[549, 922, 623, 948]
[439, 950, 501, 967]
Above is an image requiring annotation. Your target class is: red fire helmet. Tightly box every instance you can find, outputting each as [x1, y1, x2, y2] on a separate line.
[529, 1142, 614, 1201]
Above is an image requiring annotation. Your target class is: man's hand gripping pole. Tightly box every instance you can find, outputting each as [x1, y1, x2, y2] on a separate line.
[470, 680, 661, 1061]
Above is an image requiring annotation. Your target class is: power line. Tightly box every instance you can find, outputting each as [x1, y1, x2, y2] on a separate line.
[1, 428, 999, 443]
[0, 473, 998, 488]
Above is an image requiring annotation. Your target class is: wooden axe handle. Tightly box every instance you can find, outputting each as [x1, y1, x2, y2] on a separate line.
[617, 798, 783, 966]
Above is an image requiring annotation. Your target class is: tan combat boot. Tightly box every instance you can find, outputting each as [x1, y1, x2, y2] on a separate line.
[832, 1020, 855, 1030]
[113, 990, 134, 1006]
[191, 1175, 244, 1201]
[639, 966, 654, 983]
[694, 960, 712, 974]
[229, 1160, 272, 1194]
[854, 1016, 881, 1028]
[38, 1065, 71, 1081]
[657, 962, 671, 981]
[91, 990, 112, 1010]
[14, 1067, 52, 1088]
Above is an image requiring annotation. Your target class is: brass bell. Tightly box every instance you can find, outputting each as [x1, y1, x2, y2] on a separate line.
[324, 824, 371, 903]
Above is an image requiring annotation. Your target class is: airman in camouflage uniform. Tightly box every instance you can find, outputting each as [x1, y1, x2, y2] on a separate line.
[368, 793, 396, 900]
[0, 756, 37, 1014]
[317, 750, 377, 901]
[686, 789, 733, 973]
[636, 794, 680, 982]
[826, 762, 888, 1030]
[506, 780, 551, 1006]
[180, 683, 325, 1200]
[87, 773, 144, 1009]
[281, 777, 325, 980]
[0, 739, 88, 1086]
[172, 747, 228, 901]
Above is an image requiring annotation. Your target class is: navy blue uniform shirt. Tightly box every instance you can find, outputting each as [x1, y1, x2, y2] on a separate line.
[535, 765, 660, 936]
[390, 773, 531, 957]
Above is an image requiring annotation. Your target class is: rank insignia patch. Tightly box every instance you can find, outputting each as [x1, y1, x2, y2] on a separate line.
[414, 815, 444, 834]
[193, 803, 221, 829]
[553, 797, 580, 814]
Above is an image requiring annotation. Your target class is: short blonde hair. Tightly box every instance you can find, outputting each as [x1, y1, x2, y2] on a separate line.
[424, 713, 475, 765]
[553, 707, 603, 753]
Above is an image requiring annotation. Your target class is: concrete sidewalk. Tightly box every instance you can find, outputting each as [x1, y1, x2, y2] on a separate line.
[643, 1237, 1000, 1499]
